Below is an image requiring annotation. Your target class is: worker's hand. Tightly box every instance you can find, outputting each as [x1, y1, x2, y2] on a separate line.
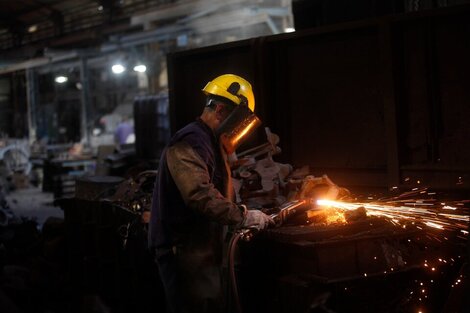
[242, 210, 275, 231]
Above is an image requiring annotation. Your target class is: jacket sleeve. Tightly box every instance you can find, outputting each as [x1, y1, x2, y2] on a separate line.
[166, 141, 245, 225]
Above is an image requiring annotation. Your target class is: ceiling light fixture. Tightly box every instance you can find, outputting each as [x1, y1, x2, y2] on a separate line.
[133, 64, 147, 73]
[55, 76, 68, 84]
[112, 64, 126, 74]
[28, 25, 38, 33]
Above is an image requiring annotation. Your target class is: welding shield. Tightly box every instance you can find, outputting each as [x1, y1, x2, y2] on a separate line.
[216, 104, 261, 154]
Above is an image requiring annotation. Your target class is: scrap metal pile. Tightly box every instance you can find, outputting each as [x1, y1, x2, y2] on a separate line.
[232, 128, 469, 313]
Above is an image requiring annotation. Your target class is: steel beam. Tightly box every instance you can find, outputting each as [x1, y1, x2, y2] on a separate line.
[79, 57, 91, 145]
[25, 68, 38, 143]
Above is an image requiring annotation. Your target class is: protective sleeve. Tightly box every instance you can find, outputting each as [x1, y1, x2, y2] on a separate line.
[166, 141, 245, 225]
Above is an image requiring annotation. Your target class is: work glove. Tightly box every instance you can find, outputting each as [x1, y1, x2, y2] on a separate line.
[241, 209, 275, 231]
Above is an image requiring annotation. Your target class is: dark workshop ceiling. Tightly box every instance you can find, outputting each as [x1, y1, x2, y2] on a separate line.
[0, 0, 174, 58]
[0, 0, 293, 70]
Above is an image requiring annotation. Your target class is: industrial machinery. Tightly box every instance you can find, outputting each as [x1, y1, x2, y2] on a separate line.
[228, 130, 469, 313]
[0, 139, 31, 176]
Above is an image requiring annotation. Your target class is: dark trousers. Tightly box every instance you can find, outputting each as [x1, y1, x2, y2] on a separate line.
[154, 246, 224, 313]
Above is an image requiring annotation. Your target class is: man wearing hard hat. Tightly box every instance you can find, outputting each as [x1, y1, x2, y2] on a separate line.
[149, 74, 273, 313]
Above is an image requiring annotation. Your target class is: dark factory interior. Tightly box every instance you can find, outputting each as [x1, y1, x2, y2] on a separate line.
[0, 1, 469, 312]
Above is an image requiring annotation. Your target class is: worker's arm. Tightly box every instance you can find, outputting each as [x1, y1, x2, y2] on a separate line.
[166, 141, 245, 225]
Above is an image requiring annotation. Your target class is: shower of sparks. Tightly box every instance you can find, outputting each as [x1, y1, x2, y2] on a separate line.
[310, 189, 468, 312]
[315, 198, 469, 233]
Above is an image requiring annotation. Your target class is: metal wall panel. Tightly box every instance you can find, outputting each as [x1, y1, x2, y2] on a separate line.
[168, 5, 470, 190]
[397, 10, 470, 189]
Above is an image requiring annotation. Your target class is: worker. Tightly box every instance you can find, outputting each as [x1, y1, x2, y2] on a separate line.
[149, 74, 273, 313]
[114, 115, 135, 146]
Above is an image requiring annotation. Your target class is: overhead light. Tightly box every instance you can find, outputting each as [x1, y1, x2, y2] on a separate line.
[98, 5, 103, 11]
[28, 25, 38, 33]
[133, 64, 147, 73]
[112, 64, 125, 74]
[55, 76, 68, 84]
[284, 27, 295, 33]
[93, 128, 102, 136]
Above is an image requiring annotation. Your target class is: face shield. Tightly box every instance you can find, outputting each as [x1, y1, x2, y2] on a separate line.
[216, 104, 261, 154]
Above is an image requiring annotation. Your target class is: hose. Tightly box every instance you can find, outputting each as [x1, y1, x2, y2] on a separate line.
[227, 200, 308, 312]
[228, 230, 244, 313]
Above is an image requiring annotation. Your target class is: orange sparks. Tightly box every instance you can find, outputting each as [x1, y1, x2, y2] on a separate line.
[315, 199, 469, 233]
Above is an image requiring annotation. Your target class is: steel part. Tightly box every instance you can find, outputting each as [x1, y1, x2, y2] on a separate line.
[264, 217, 407, 241]
[270, 199, 309, 225]
[234, 156, 293, 209]
[238, 199, 309, 241]
[237, 127, 281, 159]
[232, 127, 294, 208]
[107, 170, 158, 213]
[298, 175, 342, 200]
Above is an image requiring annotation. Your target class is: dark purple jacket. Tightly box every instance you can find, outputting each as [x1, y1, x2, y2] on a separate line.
[149, 118, 243, 250]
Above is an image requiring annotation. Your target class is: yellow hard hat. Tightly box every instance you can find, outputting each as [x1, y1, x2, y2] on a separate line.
[202, 74, 255, 112]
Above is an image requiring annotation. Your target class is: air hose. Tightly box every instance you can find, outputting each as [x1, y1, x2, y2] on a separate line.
[227, 200, 309, 313]
[228, 230, 244, 313]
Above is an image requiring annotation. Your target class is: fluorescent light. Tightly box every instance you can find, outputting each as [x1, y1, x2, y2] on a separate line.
[112, 64, 125, 74]
[55, 76, 68, 84]
[284, 27, 295, 33]
[133, 64, 147, 73]
[28, 25, 38, 33]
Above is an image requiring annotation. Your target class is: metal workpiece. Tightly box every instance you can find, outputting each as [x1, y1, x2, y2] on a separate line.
[236, 127, 281, 160]
[106, 170, 158, 214]
[269, 199, 310, 225]
[237, 210, 467, 313]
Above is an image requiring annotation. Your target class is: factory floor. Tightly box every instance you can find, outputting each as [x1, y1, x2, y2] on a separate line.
[4, 185, 63, 229]
[1, 182, 164, 313]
